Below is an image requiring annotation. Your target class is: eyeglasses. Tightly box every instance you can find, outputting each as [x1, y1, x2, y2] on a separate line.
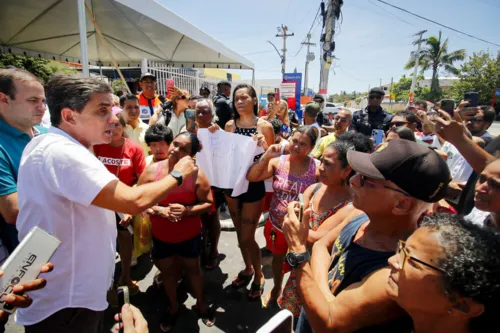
[360, 175, 410, 196]
[178, 95, 187, 100]
[369, 95, 382, 100]
[390, 121, 408, 127]
[397, 240, 444, 273]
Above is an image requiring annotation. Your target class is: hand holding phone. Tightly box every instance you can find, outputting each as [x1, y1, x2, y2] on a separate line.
[184, 109, 196, 132]
[371, 129, 384, 146]
[117, 286, 130, 332]
[464, 92, 479, 108]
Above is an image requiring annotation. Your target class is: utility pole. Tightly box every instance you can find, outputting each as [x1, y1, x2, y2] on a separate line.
[409, 30, 427, 104]
[319, 0, 342, 96]
[302, 33, 316, 95]
[276, 25, 294, 77]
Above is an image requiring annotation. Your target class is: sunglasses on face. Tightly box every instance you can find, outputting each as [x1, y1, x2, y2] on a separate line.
[396, 240, 444, 273]
[360, 175, 410, 196]
[369, 95, 382, 100]
[390, 121, 408, 127]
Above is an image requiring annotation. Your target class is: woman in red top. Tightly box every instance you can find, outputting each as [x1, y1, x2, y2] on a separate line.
[138, 132, 214, 332]
[93, 113, 146, 293]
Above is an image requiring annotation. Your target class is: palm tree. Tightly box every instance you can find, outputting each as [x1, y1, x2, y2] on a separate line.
[405, 31, 466, 100]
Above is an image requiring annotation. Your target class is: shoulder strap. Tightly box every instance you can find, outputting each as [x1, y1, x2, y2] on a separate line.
[154, 160, 166, 181]
[309, 182, 322, 205]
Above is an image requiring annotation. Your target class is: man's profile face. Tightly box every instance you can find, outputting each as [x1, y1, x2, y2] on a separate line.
[72, 92, 116, 146]
[466, 110, 490, 136]
[1, 80, 46, 129]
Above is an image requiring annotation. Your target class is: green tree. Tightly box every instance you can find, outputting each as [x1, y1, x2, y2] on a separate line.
[390, 75, 425, 102]
[405, 31, 466, 101]
[0, 53, 76, 82]
[451, 51, 500, 107]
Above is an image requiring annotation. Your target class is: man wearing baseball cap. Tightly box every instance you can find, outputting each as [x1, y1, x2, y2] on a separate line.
[351, 87, 393, 136]
[137, 72, 162, 123]
[283, 140, 450, 333]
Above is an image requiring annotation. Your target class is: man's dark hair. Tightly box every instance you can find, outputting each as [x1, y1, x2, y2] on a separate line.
[46, 75, 112, 127]
[217, 81, 231, 89]
[269, 118, 282, 135]
[479, 106, 496, 124]
[395, 110, 418, 124]
[267, 92, 275, 97]
[145, 123, 173, 146]
[292, 125, 318, 147]
[337, 132, 374, 154]
[176, 132, 202, 157]
[326, 132, 373, 180]
[119, 94, 139, 108]
[420, 213, 500, 333]
[413, 100, 428, 111]
[199, 87, 210, 95]
[390, 126, 416, 142]
[232, 84, 258, 119]
[189, 95, 201, 102]
[0, 68, 41, 100]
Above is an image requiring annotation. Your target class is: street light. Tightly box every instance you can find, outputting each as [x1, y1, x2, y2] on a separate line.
[267, 40, 284, 65]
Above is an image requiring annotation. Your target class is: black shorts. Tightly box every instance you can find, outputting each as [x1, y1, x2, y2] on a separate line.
[224, 181, 265, 203]
[211, 186, 226, 210]
[152, 234, 202, 259]
[115, 213, 128, 232]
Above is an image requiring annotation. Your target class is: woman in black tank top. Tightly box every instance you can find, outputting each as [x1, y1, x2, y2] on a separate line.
[224, 84, 275, 299]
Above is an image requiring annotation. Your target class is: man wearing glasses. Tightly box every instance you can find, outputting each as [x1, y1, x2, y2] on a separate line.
[351, 87, 393, 136]
[313, 109, 352, 159]
[282, 140, 450, 333]
[137, 72, 163, 124]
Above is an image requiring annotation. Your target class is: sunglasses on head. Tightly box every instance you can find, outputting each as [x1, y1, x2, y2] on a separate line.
[369, 95, 382, 100]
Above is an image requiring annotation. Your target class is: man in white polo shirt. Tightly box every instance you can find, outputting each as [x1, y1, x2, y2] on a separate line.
[15, 75, 197, 332]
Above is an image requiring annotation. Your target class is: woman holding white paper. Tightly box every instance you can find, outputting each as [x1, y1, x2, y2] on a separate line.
[224, 84, 274, 300]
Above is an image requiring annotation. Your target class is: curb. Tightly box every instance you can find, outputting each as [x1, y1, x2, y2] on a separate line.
[220, 212, 268, 231]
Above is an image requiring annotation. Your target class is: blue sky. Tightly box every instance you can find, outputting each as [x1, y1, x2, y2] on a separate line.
[160, 0, 500, 94]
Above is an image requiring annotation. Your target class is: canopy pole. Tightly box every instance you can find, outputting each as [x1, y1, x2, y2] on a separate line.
[85, 3, 131, 93]
[77, 0, 89, 77]
[252, 69, 255, 86]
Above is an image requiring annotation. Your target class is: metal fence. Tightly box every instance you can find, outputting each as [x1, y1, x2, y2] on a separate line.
[147, 61, 218, 97]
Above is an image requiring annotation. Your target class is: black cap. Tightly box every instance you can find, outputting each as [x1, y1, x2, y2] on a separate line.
[313, 94, 325, 102]
[369, 87, 385, 96]
[140, 72, 156, 81]
[347, 140, 450, 203]
[217, 80, 231, 88]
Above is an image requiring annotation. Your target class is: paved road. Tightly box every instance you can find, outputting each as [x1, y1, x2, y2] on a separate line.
[5, 225, 283, 333]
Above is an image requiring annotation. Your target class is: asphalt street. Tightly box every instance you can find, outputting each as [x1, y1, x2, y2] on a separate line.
[5, 223, 283, 333]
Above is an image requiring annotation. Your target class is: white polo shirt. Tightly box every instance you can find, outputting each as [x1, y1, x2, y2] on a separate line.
[15, 127, 117, 325]
[168, 111, 186, 137]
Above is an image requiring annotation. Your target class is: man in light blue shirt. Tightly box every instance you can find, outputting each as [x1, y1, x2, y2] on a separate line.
[0, 68, 46, 253]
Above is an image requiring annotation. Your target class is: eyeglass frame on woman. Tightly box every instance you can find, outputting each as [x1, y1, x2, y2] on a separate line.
[359, 174, 410, 196]
[397, 240, 445, 273]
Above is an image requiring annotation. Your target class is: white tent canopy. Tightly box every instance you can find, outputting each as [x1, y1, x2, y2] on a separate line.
[0, 0, 254, 70]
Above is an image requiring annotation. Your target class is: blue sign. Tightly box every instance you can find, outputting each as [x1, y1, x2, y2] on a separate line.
[496, 89, 500, 97]
[283, 72, 303, 119]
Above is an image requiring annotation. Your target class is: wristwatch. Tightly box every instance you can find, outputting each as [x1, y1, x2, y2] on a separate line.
[169, 170, 183, 186]
[286, 251, 310, 268]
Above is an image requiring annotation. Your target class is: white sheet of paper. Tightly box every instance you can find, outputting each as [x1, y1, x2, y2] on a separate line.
[196, 129, 260, 196]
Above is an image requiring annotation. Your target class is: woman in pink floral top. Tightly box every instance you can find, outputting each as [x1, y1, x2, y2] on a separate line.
[278, 132, 374, 318]
[247, 126, 319, 306]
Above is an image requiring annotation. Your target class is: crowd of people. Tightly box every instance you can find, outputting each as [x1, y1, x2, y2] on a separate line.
[0, 67, 499, 333]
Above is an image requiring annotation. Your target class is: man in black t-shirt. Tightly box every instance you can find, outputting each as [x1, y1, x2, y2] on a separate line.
[351, 87, 393, 136]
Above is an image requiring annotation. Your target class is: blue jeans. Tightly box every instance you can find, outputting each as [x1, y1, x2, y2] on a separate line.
[295, 308, 313, 333]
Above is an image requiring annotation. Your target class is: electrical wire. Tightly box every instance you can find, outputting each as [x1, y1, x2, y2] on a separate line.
[377, 0, 500, 48]
[367, 0, 417, 27]
[291, 5, 321, 58]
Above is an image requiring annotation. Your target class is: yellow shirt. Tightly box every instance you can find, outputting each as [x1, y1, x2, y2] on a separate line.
[124, 121, 150, 156]
[313, 134, 338, 159]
